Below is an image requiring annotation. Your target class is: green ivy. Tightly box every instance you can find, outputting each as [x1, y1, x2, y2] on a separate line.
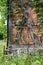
[29, 0, 43, 23]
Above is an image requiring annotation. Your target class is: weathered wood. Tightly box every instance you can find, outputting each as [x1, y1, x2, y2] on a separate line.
[7, 0, 43, 55]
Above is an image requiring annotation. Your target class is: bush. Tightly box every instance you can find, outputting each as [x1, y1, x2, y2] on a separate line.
[0, 32, 3, 40]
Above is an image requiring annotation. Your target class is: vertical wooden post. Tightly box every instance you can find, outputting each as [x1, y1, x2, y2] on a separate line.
[7, 0, 9, 48]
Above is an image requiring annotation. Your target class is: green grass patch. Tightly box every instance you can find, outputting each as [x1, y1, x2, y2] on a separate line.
[0, 40, 43, 65]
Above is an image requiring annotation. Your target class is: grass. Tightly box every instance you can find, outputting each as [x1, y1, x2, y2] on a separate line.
[0, 40, 43, 65]
[0, 40, 6, 57]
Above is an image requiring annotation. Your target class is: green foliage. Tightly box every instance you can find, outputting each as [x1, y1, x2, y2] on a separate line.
[0, 41, 43, 65]
[0, 53, 43, 65]
[0, 20, 7, 39]
[0, 32, 3, 40]
[29, 0, 43, 23]
[1, 41, 43, 65]
[0, 0, 7, 19]
[0, 0, 7, 39]
[29, 0, 43, 35]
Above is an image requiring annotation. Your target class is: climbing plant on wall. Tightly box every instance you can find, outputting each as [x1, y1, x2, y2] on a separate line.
[29, 0, 43, 35]
[29, 0, 43, 24]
